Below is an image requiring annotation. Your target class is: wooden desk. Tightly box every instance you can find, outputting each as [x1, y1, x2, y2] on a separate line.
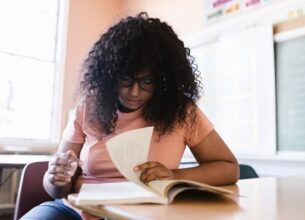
[69, 176, 305, 220]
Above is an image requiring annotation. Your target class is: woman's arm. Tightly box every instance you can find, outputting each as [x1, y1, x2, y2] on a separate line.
[135, 129, 239, 186]
[43, 141, 83, 199]
[173, 129, 239, 185]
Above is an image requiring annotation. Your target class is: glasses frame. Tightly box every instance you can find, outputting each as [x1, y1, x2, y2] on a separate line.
[118, 76, 156, 92]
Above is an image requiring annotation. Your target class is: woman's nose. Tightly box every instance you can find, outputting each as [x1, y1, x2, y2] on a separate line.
[129, 82, 141, 96]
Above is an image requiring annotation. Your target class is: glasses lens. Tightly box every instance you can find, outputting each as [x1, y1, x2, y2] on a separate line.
[119, 76, 155, 91]
[138, 78, 155, 91]
[119, 76, 133, 87]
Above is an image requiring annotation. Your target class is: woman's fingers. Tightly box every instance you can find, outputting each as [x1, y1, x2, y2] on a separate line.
[66, 149, 78, 159]
[48, 173, 71, 187]
[48, 164, 65, 175]
[134, 161, 174, 184]
[134, 161, 159, 171]
[49, 159, 75, 175]
[65, 150, 84, 167]
[141, 170, 172, 184]
[47, 150, 82, 186]
[47, 164, 72, 186]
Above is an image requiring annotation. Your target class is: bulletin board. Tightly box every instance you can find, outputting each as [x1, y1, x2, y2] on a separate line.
[204, 0, 279, 23]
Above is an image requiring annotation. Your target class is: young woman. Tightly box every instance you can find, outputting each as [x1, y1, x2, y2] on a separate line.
[21, 12, 239, 220]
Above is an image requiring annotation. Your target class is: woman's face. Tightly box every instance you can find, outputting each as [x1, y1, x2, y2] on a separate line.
[118, 71, 156, 111]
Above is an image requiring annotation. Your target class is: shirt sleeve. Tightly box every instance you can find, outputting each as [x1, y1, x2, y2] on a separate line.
[184, 106, 214, 147]
[61, 100, 86, 144]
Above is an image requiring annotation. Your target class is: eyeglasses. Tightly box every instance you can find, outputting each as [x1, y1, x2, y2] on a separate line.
[118, 76, 156, 91]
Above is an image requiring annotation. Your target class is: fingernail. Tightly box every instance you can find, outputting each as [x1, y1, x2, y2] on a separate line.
[134, 166, 139, 171]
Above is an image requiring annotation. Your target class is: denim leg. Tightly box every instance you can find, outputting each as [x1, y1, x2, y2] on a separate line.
[20, 199, 82, 220]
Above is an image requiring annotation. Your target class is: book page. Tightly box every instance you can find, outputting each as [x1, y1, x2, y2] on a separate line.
[75, 182, 167, 205]
[105, 127, 154, 188]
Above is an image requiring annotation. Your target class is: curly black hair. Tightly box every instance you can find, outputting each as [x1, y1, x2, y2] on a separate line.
[80, 12, 202, 136]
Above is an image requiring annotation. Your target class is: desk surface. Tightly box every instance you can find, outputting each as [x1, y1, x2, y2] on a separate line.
[69, 176, 305, 220]
[0, 154, 51, 168]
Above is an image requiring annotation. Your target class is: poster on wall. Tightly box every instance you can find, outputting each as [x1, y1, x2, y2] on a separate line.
[203, 0, 276, 23]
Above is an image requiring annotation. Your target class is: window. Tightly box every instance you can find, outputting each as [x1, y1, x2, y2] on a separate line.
[0, 0, 63, 145]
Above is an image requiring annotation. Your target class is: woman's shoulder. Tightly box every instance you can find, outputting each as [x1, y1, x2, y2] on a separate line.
[183, 104, 214, 131]
[191, 104, 213, 125]
[185, 104, 207, 121]
[74, 97, 94, 114]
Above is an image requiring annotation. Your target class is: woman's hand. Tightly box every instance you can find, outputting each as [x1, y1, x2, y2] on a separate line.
[47, 150, 82, 187]
[134, 161, 175, 184]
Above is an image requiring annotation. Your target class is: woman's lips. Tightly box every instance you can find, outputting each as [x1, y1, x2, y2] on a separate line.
[125, 98, 141, 106]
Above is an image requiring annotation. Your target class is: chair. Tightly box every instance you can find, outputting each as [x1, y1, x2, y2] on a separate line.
[14, 161, 53, 220]
[239, 164, 259, 179]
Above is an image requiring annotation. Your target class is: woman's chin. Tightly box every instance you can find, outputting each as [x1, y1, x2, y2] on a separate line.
[123, 101, 143, 110]
[119, 102, 143, 112]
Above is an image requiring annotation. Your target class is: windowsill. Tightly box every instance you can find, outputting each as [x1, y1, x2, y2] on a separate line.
[0, 144, 58, 155]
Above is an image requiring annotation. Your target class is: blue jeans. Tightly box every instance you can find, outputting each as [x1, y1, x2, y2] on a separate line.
[20, 199, 82, 220]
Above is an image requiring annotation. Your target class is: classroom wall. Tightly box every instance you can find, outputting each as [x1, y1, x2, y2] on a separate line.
[120, 0, 205, 37]
[60, 0, 205, 134]
[60, 0, 122, 133]
[49, 0, 305, 176]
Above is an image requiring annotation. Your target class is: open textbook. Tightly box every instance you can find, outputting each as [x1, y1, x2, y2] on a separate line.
[73, 127, 236, 205]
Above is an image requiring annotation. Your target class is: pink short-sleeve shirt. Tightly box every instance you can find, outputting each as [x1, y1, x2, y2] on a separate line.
[62, 100, 214, 193]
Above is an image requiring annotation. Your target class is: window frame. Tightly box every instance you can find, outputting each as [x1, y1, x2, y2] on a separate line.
[0, 0, 70, 153]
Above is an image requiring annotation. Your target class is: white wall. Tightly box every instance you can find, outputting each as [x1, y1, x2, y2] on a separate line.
[183, 0, 305, 177]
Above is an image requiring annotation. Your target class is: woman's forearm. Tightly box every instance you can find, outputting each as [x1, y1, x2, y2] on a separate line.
[172, 161, 239, 186]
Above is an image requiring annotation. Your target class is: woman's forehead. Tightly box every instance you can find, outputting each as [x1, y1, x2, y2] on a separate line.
[119, 69, 156, 78]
